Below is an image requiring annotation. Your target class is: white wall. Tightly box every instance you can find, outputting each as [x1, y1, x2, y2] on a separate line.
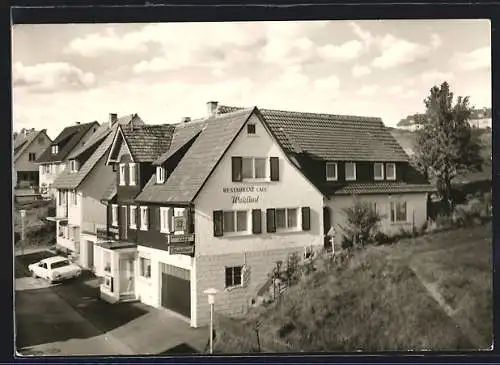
[68, 190, 82, 226]
[15, 133, 52, 172]
[325, 192, 428, 240]
[194, 113, 324, 257]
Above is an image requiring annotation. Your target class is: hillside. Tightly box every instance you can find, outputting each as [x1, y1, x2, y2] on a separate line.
[216, 223, 492, 352]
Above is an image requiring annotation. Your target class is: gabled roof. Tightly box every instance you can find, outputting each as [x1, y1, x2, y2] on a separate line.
[153, 119, 208, 166]
[67, 114, 143, 160]
[118, 124, 176, 162]
[36, 122, 99, 164]
[51, 115, 140, 190]
[13, 129, 51, 162]
[135, 108, 254, 204]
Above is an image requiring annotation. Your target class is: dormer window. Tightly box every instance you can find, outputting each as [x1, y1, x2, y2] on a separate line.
[70, 160, 79, 173]
[386, 163, 396, 181]
[345, 162, 357, 181]
[156, 166, 165, 184]
[326, 162, 338, 181]
[51, 145, 58, 154]
[247, 123, 256, 135]
[374, 163, 384, 181]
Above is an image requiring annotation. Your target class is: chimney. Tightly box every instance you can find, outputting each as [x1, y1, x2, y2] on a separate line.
[109, 113, 118, 128]
[181, 117, 191, 123]
[207, 101, 218, 118]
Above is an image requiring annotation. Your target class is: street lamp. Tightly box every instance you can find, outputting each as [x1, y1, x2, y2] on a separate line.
[20, 209, 26, 255]
[203, 288, 218, 354]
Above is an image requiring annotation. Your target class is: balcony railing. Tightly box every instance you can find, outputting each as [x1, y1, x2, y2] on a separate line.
[96, 226, 120, 241]
[167, 233, 195, 256]
[81, 222, 107, 235]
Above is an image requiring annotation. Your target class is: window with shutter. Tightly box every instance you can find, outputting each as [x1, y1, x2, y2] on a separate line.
[232, 157, 242, 182]
[252, 209, 262, 234]
[270, 157, 279, 181]
[301, 207, 311, 231]
[213, 210, 223, 237]
[266, 208, 276, 233]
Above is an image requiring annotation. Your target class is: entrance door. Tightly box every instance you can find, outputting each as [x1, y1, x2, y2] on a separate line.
[323, 207, 333, 251]
[160, 264, 191, 318]
[119, 256, 135, 294]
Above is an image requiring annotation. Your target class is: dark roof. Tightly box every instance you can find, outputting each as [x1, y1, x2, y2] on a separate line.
[331, 182, 436, 195]
[101, 178, 117, 202]
[135, 108, 254, 204]
[67, 114, 143, 160]
[14, 129, 50, 162]
[120, 124, 175, 162]
[37, 122, 99, 163]
[153, 119, 208, 165]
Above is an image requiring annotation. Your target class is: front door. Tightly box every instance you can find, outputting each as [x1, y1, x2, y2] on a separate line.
[160, 264, 191, 318]
[323, 207, 333, 251]
[119, 256, 135, 294]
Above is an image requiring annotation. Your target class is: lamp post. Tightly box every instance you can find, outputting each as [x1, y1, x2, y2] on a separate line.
[203, 288, 218, 354]
[20, 209, 26, 255]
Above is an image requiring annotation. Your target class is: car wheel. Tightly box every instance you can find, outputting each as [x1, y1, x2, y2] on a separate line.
[31, 271, 37, 279]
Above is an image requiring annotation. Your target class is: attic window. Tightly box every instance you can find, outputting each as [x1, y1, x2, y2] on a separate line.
[386, 163, 396, 181]
[51, 145, 58, 154]
[247, 123, 256, 135]
[374, 163, 384, 181]
[345, 162, 357, 181]
[326, 162, 338, 181]
[156, 166, 165, 184]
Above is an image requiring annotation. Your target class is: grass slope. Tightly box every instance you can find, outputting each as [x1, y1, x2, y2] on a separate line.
[224, 223, 492, 352]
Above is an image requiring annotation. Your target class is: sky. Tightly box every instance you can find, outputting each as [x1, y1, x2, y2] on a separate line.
[12, 19, 491, 139]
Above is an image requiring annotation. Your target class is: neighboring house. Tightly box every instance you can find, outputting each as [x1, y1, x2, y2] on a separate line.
[94, 101, 434, 329]
[49, 114, 144, 264]
[13, 128, 52, 189]
[36, 122, 100, 198]
[396, 114, 425, 131]
[469, 107, 492, 129]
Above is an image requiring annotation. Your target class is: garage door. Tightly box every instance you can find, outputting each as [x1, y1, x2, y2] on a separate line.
[160, 264, 191, 318]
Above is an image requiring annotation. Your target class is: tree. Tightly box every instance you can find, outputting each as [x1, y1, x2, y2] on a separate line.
[415, 82, 483, 213]
[338, 197, 382, 249]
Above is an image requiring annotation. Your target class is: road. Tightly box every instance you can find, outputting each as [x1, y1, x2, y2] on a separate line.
[15, 251, 204, 356]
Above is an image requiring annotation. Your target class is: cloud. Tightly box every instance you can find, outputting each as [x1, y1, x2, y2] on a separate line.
[356, 84, 379, 96]
[12, 62, 96, 92]
[430, 33, 442, 49]
[372, 34, 429, 69]
[352, 64, 371, 78]
[451, 46, 490, 71]
[420, 70, 454, 86]
[313, 75, 341, 91]
[349, 22, 375, 49]
[317, 40, 364, 62]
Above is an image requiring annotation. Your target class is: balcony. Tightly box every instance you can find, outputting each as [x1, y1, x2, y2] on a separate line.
[167, 233, 195, 256]
[46, 204, 68, 222]
[82, 222, 107, 235]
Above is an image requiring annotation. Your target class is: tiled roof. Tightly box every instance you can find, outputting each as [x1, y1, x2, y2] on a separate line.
[219, 104, 409, 161]
[37, 122, 99, 163]
[135, 108, 254, 204]
[52, 116, 144, 189]
[14, 129, 49, 162]
[152, 119, 208, 165]
[120, 124, 175, 162]
[101, 178, 117, 201]
[331, 182, 436, 195]
[67, 114, 143, 160]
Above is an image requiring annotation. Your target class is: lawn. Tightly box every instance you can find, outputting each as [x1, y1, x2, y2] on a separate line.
[217, 223, 492, 353]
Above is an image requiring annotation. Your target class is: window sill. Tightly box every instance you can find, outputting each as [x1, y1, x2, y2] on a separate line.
[112, 223, 118, 227]
[140, 227, 149, 231]
[130, 225, 137, 230]
[374, 177, 385, 181]
[241, 178, 270, 183]
[222, 231, 251, 237]
[345, 178, 357, 182]
[119, 183, 126, 186]
[326, 178, 338, 182]
[129, 183, 137, 186]
[225, 284, 243, 292]
[386, 177, 396, 181]
[390, 221, 410, 226]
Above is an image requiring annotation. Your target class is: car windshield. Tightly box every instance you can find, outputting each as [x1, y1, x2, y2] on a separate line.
[51, 260, 71, 269]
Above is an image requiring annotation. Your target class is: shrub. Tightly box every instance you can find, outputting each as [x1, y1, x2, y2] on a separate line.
[373, 231, 394, 245]
[435, 213, 454, 229]
[339, 197, 382, 248]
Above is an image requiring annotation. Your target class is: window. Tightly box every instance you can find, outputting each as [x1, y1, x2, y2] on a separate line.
[129, 163, 137, 186]
[111, 204, 118, 226]
[374, 163, 384, 180]
[129, 205, 137, 229]
[156, 166, 165, 184]
[225, 266, 242, 288]
[326, 162, 338, 181]
[160, 207, 171, 233]
[247, 123, 256, 134]
[390, 201, 407, 223]
[119, 163, 126, 186]
[103, 251, 111, 273]
[140, 206, 148, 230]
[140, 257, 151, 278]
[72, 190, 78, 205]
[223, 210, 248, 233]
[242, 157, 267, 179]
[276, 208, 298, 230]
[345, 162, 357, 181]
[70, 160, 79, 173]
[28, 153, 36, 162]
[51, 145, 58, 154]
[386, 163, 396, 180]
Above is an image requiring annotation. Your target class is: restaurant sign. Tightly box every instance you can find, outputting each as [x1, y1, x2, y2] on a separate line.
[168, 233, 195, 244]
[169, 245, 195, 256]
[222, 185, 267, 204]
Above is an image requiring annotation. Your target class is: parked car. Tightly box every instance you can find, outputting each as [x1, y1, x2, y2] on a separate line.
[28, 256, 82, 283]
